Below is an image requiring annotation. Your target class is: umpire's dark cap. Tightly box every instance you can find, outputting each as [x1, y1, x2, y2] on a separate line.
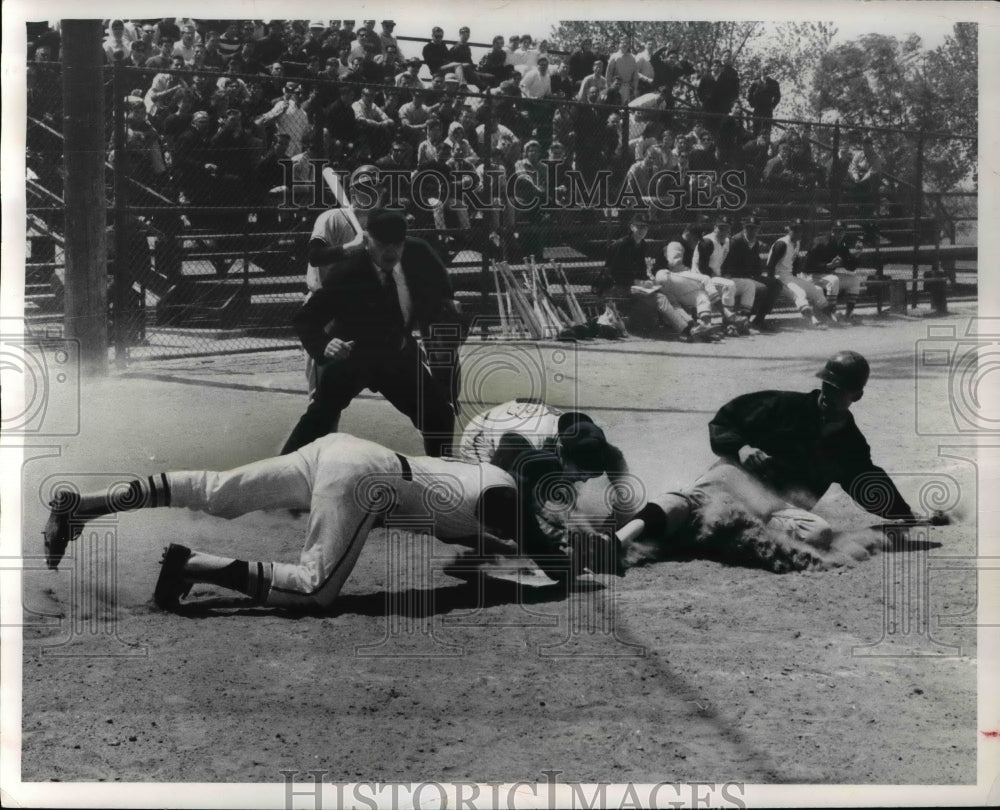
[367, 208, 408, 243]
[832, 219, 847, 230]
[744, 216, 761, 227]
[788, 218, 804, 229]
[816, 350, 870, 392]
[558, 417, 610, 473]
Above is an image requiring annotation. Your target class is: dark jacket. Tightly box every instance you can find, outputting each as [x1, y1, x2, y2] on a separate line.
[722, 233, 766, 279]
[708, 389, 913, 519]
[294, 237, 456, 363]
[748, 77, 781, 114]
[605, 235, 648, 288]
[806, 234, 858, 273]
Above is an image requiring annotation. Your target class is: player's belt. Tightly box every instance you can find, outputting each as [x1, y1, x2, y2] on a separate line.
[395, 453, 413, 481]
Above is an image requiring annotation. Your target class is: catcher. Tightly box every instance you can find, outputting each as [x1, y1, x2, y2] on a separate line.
[609, 351, 937, 572]
[41, 434, 621, 612]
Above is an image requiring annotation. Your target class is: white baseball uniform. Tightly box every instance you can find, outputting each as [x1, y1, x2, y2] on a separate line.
[458, 399, 565, 463]
[165, 433, 516, 609]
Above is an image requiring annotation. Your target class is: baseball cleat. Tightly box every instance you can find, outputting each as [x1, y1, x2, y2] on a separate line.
[153, 544, 194, 611]
[42, 495, 81, 570]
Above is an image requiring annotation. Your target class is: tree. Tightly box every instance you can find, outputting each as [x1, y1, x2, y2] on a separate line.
[811, 25, 977, 194]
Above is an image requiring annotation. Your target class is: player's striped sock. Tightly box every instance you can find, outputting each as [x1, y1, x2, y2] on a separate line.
[106, 474, 172, 512]
[185, 554, 272, 604]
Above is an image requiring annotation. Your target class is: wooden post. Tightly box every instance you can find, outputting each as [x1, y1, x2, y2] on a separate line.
[111, 54, 129, 368]
[61, 19, 108, 376]
[911, 129, 925, 307]
[830, 122, 842, 223]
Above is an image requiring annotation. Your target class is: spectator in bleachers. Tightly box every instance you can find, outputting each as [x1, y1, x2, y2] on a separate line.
[602, 210, 651, 312]
[623, 147, 665, 206]
[716, 51, 740, 110]
[635, 39, 658, 95]
[255, 21, 287, 66]
[717, 101, 749, 166]
[376, 44, 405, 84]
[232, 40, 265, 75]
[209, 108, 255, 186]
[217, 22, 244, 63]
[255, 81, 310, 156]
[577, 59, 608, 101]
[155, 18, 182, 46]
[787, 130, 822, 188]
[423, 26, 450, 75]
[171, 110, 215, 200]
[444, 121, 479, 165]
[513, 139, 547, 205]
[145, 38, 176, 70]
[571, 86, 606, 181]
[568, 37, 600, 87]
[303, 21, 329, 60]
[145, 56, 189, 124]
[337, 20, 358, 50]
[321, 84, 361, 159]
[447, 27, 477, 84]
[103, 20, 132, 61]
[629, 122, 660, 162]
[395, 57, 424, 95]
[520, 55, 553, 99]
[849, 136, 885, 214]
[652, 49, 695, 124]
[628, 85, 671, 140]
[173, 23, 200, 64]
[605, 38, 639, 103]
[281, 34, 308, 78]
[747, 67, 781, 137]
[762, 142, 798, 190]
[740, 131, 771, 185]
[399, 89, 432, 141]
[476, 119, 520, 169]
[722, 216, 784, 330]
[417, 116, 448, 166]
[121, 103, 169, 191]
[254, 132, 291, 193]
[688, 131, 720, 172]
[602, 75, 625, 107]
[380, 21, 401, 56]
[511, 34, 539, 76]
[353, 86, 395, 154]
[479, 36, 515, 89]
[162, 89, 198, 147]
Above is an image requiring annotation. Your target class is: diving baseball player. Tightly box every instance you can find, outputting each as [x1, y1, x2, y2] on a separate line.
[42, 434, 620, 611]
[608, 351, 931, 572]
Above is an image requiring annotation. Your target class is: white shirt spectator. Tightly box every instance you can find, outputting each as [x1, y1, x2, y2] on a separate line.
[520, 67, 552, 99]
[256, 96, 310, 156]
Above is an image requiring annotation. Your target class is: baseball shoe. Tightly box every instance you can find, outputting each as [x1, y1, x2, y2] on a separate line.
[153, 544, 194, 611]
[42, 493, 81, 570]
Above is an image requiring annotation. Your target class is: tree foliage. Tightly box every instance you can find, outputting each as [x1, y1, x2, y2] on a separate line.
[811, 24, 977, 192]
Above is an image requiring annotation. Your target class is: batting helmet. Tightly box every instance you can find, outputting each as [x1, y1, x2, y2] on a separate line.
[816, 350, 870, 392]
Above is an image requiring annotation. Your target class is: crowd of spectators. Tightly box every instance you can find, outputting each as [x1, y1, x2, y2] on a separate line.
[26, 19, 888, 255]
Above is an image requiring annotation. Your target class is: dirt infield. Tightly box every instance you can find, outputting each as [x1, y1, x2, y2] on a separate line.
[18, 304, 980, 785]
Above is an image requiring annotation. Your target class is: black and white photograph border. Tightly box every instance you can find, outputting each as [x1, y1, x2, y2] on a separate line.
[2, 0, 998, 807]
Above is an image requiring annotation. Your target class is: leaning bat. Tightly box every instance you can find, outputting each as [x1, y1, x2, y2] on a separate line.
[322, 166, 364, 239]
[878, 511, 952, 528]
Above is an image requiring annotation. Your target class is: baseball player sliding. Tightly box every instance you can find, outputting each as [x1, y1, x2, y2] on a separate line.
[609, 351, 939, 572]
[41, 434, 621, 612]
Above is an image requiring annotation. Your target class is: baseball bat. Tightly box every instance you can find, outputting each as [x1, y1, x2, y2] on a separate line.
[557, 263, 587, 324]
[490, 261, 510, 337]
[322, 167, 364, 238]
[498, 262, 544, 339]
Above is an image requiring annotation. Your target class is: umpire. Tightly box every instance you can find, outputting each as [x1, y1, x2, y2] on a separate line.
[281, 208, 467, 457]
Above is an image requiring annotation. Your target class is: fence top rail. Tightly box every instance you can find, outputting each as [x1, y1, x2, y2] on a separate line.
[68, 60, 978, 144]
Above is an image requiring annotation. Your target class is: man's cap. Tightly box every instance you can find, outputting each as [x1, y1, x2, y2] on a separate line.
[308, 20, 326, 29]
[558, 419, 611, 474]
[816, 350, 870, 392]
[631, 211, 650, 225]
[444, 73, 460, 83]
[832, 219, 847, 230]
[788, 217, 804, 229]
[366, 208, 408, 243]
[406, 57, 422, 66]
[537, 55, 549, 63]
[744, 216, 761, 227]
[382, 20, 396, 26]
[459, 26, 470, 33]
[284, 81, 300, 91]
[714, 215, 731, 227]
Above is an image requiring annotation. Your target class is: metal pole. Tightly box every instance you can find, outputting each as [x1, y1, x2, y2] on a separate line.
[911, 129, 925, 306]
[480, 96, 493, 340]
[111, 54, 129, 367]
[61, 19, 108, 376]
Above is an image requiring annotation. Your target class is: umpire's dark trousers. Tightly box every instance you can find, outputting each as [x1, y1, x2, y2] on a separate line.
[281, 339, 456, 457]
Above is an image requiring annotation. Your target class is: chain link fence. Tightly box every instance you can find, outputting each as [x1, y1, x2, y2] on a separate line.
[24, 47, 977, 359]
